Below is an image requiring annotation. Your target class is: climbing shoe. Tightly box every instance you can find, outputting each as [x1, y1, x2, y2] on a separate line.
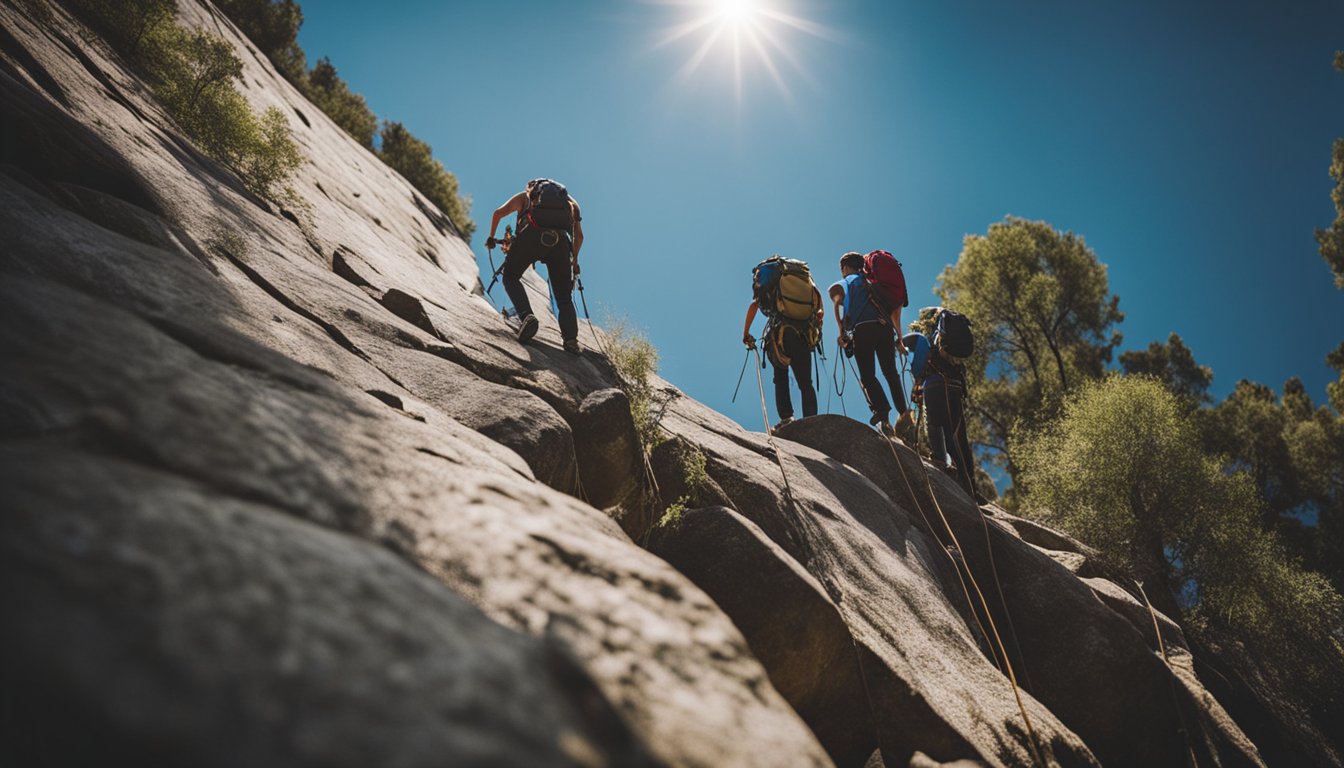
[517, 314, 539, 344]
[564, 338, 581, 355]
[774, 416, 795, 431]
[878, 421, 896, 437]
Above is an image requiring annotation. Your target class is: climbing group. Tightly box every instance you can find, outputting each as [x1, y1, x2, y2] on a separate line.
[743, 249, 980, 498]
[478, 179, 979, 498]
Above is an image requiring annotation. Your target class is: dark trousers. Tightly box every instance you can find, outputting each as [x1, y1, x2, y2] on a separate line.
[926, 378, 975, 491]
[771, 329, 816, 419]
[501, 226, 578, 341]
[852, 322, 908, 420]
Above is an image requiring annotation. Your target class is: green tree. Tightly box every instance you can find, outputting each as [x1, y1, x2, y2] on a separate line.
[307, 57, 377, 149]
[934, 217, 1123, 486]
[1118, 332, 1213, 408]
[378, 121, 475, 240]
[1317, 51, 1344, 288]
[66, 0, 177, 58]
[213, 0, 307, 83]
[1015, 376, 1344, 710]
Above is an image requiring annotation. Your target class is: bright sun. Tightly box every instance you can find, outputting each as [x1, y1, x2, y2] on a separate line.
[717, 0, 759, 26]
[650, 0, 832, 104]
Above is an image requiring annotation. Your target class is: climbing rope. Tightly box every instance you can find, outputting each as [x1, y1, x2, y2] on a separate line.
[1137, 581, 1200, 768]
[940, 386, 1036, 692]
[749, 346, 892, 758]
[845, 353, 1047, 766]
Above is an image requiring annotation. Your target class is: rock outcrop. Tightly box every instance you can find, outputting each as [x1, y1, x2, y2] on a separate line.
[0, 1, 1313, 766]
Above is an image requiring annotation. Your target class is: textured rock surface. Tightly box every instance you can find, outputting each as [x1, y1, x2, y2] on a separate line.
[775, 415, 1263, 768]
[649, 505, 878, 767]
[0, 3, 829, 766]
[0, 0, 1304, 765]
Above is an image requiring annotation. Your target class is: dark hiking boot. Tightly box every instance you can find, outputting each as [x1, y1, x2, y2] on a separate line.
[517, 314, 539, 344]
[564, 338, 581, 355]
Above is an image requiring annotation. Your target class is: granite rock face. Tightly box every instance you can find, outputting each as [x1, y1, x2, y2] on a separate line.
[0, 1, 1292, 766]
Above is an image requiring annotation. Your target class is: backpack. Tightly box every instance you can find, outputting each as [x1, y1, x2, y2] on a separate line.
[752, 256, 821, 324]
[753, 256, 821, 367]
[931, 308, 973, 361]
[524, 178, 572, 231]
[861, 250, 908, 320]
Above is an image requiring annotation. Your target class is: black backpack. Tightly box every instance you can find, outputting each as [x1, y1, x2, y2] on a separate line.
[524, 178, 572, 231]
[932, 308, 973, 361]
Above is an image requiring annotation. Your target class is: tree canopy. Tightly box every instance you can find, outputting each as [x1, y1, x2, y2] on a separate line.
[1317, 52, 1344, 288]
[933, 217, 1123, 485]
[1118, 332, 1213, 408]
[1015, 376, 1344, 714]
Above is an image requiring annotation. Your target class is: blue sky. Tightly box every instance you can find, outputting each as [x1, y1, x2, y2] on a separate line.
[298, 0, 1344, 431]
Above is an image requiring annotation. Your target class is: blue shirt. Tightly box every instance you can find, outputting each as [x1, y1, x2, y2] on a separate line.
[830, 273, 879, 331]
[902, 333, 941, 384]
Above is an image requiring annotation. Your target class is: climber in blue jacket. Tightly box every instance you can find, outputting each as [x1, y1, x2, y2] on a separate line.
[903, 330, 977, 496]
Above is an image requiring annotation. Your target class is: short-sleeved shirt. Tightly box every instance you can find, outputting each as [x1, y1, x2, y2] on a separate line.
[902, 332, 940, 384]
[830, 273, 880, 331]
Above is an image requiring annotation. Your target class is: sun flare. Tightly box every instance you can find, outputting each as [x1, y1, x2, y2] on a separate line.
[649, 0, 833, 104]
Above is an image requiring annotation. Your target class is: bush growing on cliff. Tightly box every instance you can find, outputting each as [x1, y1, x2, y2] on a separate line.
[604, 316, 663, 453]
[212, 0, 306, 82]
[1015, 376, 1344, 709]
[211, 0, 475, 238]
[64, 0, 302, 200]
[306, 57, 376, 149]
[378, 122, 474, 240]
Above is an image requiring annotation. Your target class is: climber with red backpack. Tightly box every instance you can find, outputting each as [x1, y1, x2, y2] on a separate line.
[904, 307, 979, 498]
[860, 248, 910, 349]
[743, 256, 824, 430]
[485, 179, 584, 354]
[829, 251, 912, 437]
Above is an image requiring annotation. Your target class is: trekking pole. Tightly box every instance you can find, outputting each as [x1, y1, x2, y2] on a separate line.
[484, 226, 513, 311]
[731, 347, 752, 403]
[575, 275, 615, 362]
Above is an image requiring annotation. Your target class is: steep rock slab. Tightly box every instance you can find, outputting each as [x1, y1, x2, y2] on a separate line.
[649, 506, 877, 767]
[776, 415, 1264, 768]
[0, 269, 832, 768]
[0, 1, 633, 503]
[0, 448, 655, 768]
[656, 396, 1098, 767]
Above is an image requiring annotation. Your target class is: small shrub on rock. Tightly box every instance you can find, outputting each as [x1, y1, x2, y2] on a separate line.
[65, 0, 303, 201]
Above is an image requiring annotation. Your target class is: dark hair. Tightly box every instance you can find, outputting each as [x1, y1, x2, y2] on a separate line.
[839, 252, 864, 272]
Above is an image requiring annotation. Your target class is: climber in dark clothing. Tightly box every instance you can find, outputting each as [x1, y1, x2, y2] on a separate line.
[829, 251, 911, 436]
[743, 294, 821, 429]
[904, 330, 977, 495]
[485, 179, 585, 354]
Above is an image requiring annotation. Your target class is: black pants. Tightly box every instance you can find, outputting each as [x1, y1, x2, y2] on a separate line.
[852, 322, 908, 421]
[926, 378, 975, 491]
[771, 327, 816, 419]
[501, 226, 577, 341]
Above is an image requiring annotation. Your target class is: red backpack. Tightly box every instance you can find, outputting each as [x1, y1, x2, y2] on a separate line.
[861, 250, 908, 318]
